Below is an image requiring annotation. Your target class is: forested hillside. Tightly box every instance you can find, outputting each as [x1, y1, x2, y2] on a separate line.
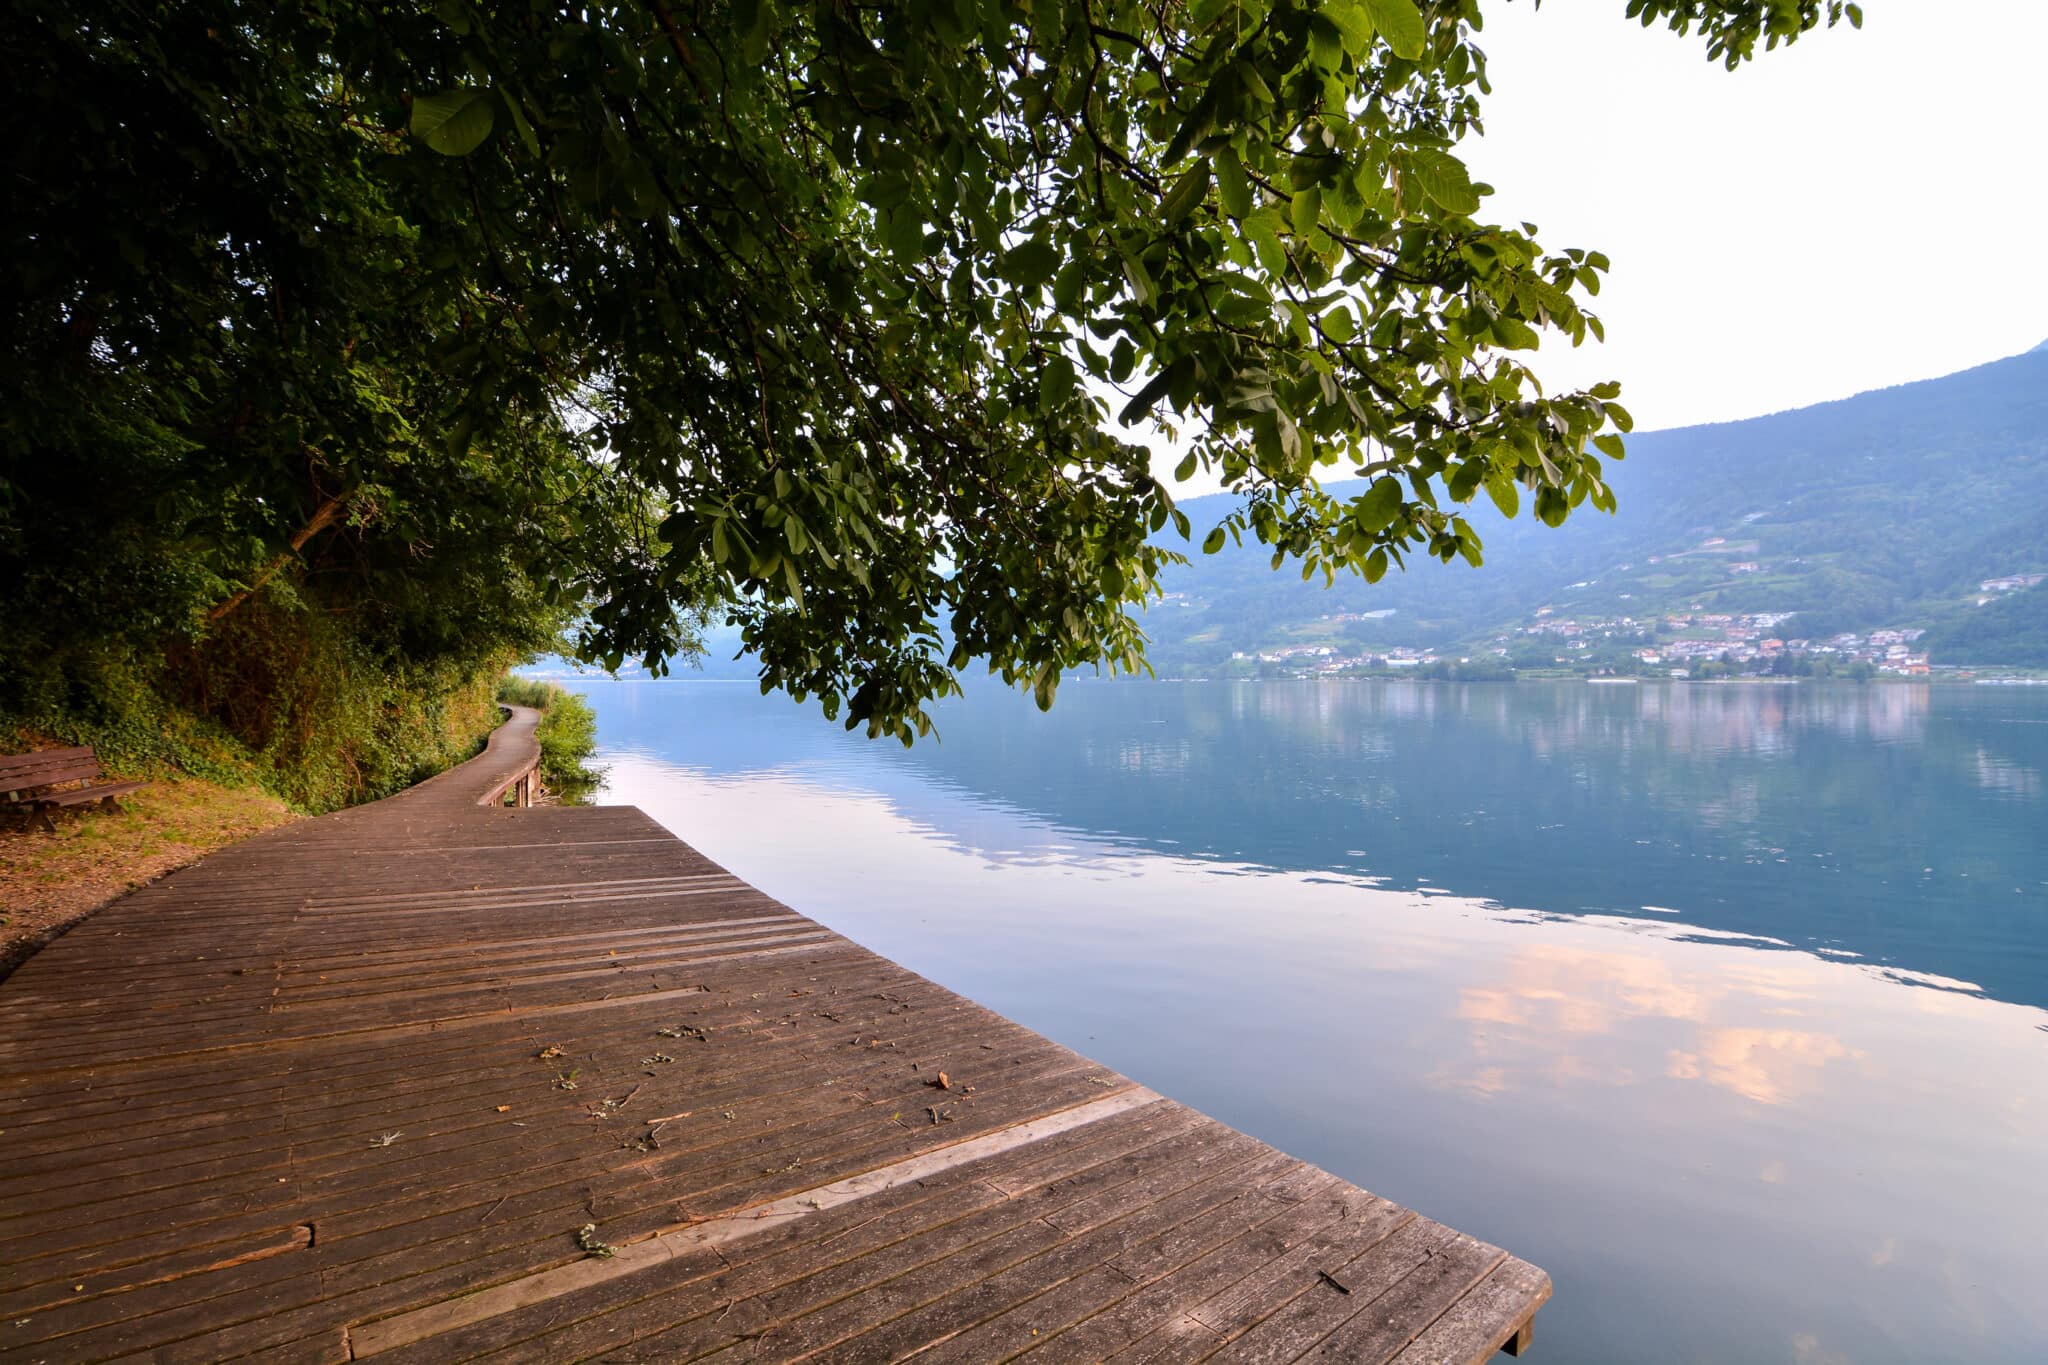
[1143, 343, 2048, 670]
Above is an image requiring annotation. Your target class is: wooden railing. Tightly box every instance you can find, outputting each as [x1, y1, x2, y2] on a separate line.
[476, 755, 543, 808]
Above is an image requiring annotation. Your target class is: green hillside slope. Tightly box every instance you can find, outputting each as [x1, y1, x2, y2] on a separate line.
[1143, 345, 2048, 671]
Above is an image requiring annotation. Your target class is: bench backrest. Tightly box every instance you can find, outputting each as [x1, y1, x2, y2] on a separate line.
[0, 746, 102, 795]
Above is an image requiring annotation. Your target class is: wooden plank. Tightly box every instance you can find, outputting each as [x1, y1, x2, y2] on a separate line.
[1388, 1257, 1551, 1365]
[0, 1223, 311, 1319]
[576, 1115, 1264, 1365]
[1301, 1233, 1508, 1362]
[1026, 1173, 1363, 1361]
[35, 779, 148, 808]
[347, 1090, 1161, 1355]
[1203, 1218, 1463, 1364]
[0, 746, 98, 787]
[1105, 1192, 1419, 1363]
[812, 1147, 1296, 1363]
[384, 1102, 1208, 1363]
[47, 1061, 1139, 1358]
[886, 1156, 1324, 1364]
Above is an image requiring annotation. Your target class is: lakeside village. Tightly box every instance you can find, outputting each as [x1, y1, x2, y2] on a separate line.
[1232, 573, 2048, 682]
[1241, 614, 1933, 679]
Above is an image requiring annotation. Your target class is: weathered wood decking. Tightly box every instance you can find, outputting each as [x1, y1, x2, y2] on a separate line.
[0, 708, 1548, 1363]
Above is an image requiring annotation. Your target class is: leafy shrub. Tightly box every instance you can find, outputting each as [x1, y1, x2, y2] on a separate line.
[494, 675, 558, 710]
[0, 607, 519, 813]
[497, 675, 605, 804]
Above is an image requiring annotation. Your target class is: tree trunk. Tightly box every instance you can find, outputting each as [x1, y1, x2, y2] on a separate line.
[206, 491, 352, 624]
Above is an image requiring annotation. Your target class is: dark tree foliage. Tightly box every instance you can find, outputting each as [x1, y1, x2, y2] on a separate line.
[1, 0, 1855, 749]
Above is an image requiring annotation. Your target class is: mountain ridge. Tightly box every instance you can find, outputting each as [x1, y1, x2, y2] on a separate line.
[1143, 345, 2048, 671]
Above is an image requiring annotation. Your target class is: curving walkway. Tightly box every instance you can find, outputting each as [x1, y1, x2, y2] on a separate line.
[0, 710, 1547, 1363]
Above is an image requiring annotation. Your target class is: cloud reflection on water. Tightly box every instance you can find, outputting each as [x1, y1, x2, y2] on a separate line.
[581, 680, 2048, 1363]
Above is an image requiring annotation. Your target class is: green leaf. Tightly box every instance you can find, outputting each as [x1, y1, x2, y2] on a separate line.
[1233, 59, 1275, 106]
[1357, 476, 1403, 532]
[1241, 210, 1286, 275]
[1362, 0, 1427, 60]
[500, 92, 541, 157]
[1403, 149, 1479, 215]
[410, 89, 497, 156]
[1003, 239, 1059, 289]
[1324, 0, 1375, 57]
[1290, 184, 1322, 237]
[1039, 354, 1075, 411]
[1215, 147, 1252, 220]
[1032, 668, 1059, 711]
[1486, 477, 1519, 519]
[1163, 85, 1221, 165]
[1491, 315, 1539, 350]
[1308, 15, 1344, 71]
[1202, 526, 1227, 554]
[1122, 252, 1159, 309]
[1174, 451, 1199, 482]
[1052, 258, 1089, 311]
[887, 205, 924, 262]
[1161, 162, 1211, 225]
[1118, 369, 1174, 425]
[1283, 301, 1313, 345]
[732, 0, 771, 64]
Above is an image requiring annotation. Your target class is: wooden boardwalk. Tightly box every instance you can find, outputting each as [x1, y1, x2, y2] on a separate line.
[0, 708, 1548, 1363]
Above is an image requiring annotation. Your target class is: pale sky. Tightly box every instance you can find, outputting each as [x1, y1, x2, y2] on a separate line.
[1462, 0, 2048, 432]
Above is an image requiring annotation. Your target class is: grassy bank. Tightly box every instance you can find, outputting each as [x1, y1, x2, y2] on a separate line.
[0, 776, 297, 980]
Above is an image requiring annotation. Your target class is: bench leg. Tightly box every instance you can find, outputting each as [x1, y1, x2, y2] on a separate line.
[35, 806, 57, 835]
[1501, 1319, 1534, 1357]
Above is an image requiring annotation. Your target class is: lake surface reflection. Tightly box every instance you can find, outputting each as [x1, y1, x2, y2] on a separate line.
[581, 678, 2048, 1364]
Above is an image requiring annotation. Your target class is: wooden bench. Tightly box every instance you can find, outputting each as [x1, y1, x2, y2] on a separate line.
[0, 746, 147, 833]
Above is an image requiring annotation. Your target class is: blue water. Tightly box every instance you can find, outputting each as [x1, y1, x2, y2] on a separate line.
[573, 677, 2048, 1364]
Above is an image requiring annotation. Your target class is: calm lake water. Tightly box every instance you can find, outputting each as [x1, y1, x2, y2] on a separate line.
[575, 678, 2048, 1364]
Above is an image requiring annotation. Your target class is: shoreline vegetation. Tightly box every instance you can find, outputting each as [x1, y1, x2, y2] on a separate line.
[0, 669, 604, 980]
[495, 675, 604, 804]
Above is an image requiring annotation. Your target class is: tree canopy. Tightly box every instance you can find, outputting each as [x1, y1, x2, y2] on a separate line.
[3, 0, 1858, 749]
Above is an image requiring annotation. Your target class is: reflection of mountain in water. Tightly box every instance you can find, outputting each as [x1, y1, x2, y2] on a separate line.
[590, 679, 2048, 1012]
